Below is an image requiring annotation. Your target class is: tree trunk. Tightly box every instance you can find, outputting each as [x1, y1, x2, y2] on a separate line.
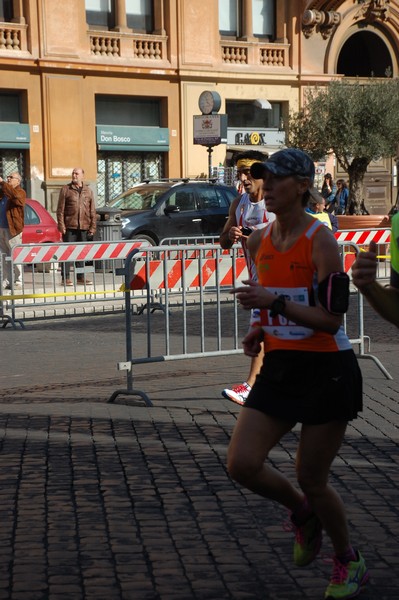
[347, 158, 369, 215]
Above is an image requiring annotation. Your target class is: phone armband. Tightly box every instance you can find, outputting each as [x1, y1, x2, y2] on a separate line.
[318, 272, 350, 314]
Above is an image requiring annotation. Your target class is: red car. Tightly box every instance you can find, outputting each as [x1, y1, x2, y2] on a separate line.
[23, 198, 62, 244]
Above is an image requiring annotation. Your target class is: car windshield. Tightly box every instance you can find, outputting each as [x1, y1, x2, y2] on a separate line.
[108, 186, 167, 210]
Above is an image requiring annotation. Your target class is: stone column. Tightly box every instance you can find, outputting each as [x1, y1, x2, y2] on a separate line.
[114, 0, 129, 31]
[275, 0, 287, 43]
[241, 0, 254, 40]
[153, 0, 165, 35]
[12, 0, 25, 24]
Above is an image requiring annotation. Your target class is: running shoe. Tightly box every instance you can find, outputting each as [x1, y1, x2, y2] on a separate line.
[5, 281, 22, 289]
[222, 382, 251, 405]
[292, 512, 323, 567]
[325, 551, 369, 599]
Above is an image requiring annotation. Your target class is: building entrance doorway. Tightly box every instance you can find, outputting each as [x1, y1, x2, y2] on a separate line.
[336, 30, 395, 213]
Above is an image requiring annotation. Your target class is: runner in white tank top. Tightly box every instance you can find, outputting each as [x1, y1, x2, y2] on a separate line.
[235, 193, 275, 280]
[219, 151, 275, 404]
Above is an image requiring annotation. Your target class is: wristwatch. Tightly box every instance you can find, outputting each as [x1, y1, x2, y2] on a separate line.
[269, 294, 286, 318]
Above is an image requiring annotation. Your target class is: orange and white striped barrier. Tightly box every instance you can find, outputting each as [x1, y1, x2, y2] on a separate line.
[334, 228, 391, 273]
[129, 254, 248, 290]
[11, 240, 150, 264]
[334, 228, 390, 245]
[127, 229, 391, 290]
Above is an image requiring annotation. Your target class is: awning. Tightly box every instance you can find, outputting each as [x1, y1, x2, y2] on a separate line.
[96, 125, 169, 152]
[253, 99, 272, 110]
[0, 123, 30, 149]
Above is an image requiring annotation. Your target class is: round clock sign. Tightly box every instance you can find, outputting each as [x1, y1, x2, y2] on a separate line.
[198, 90, 222, 115]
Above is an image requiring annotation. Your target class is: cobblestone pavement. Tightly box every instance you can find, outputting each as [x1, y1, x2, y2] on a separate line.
[0, 303, 398, 599]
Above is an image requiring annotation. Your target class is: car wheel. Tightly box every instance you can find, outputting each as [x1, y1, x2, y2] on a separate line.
[131, 234, 157, 246]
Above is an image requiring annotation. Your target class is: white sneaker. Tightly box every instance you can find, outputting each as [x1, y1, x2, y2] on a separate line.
[222, 382, 251, 405]
[4, 281, 22, 290]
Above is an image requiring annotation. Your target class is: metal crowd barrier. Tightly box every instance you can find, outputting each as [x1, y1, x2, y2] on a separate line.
[109, 240, 392, 405]
[0, 240, 151, 328]
[0, 228, 391, 329]
[335, 228, 392, 280]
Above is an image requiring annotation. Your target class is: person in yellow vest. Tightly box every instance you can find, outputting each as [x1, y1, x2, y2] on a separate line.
[306, 188, 338, 232]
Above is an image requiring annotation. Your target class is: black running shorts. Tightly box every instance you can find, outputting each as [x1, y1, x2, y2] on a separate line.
[244, 349, 362, 425]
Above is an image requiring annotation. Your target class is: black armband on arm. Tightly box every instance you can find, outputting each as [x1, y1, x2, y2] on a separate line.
[318, 272, 350, 314]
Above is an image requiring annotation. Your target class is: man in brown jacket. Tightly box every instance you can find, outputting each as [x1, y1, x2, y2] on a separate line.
[57, 167, 96, 285]
[0, 172, 26, 289]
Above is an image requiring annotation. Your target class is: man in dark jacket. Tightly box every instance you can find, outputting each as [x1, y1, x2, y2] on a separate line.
[57, 167, 96, 286]
[0, 172, 26, 289]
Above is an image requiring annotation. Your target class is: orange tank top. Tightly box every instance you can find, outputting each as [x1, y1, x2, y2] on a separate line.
[252, 220, 352, 353]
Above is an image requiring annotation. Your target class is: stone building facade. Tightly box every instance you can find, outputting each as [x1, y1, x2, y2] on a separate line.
[0, 0, 397, 213]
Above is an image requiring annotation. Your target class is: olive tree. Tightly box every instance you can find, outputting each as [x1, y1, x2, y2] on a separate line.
[287, 78, 399, 214]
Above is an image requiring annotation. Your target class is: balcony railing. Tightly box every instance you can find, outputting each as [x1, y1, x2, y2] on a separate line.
[0, 23, 28, 52]
[89, 31, 168, 62]
[221, 41, 289, 68]
[90, 34, 120, 56]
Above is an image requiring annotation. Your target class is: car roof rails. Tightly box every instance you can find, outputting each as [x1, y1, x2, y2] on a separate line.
[141, 178, 188, 184]
[140, 177, 222, 185]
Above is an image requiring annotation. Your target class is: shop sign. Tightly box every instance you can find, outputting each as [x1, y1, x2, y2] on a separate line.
[96, 125, 169, 151]
[236, 131, 266, 145]
[227, 128, 285, 147]
[193, 114, 228, 146]
[0, 123, 30, 148]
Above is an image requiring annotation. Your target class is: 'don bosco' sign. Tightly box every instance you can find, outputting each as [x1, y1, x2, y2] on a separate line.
[235, 132, 266, 145]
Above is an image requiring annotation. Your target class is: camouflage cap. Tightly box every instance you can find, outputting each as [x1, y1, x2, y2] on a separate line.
[250, 148, 315, 184]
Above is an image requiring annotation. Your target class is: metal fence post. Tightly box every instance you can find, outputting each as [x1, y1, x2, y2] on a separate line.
[108, 248, 152, 406]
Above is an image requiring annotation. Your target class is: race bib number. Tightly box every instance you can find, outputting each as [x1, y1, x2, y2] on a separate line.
[258, 286, 314, 340]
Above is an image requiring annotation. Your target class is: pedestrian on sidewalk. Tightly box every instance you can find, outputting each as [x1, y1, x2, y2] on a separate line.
[219, 150, 275, 405]
[306, 188, 338, 232]
[321, 172, 337, 209]
[57, 167, 96, 286]
[352, 212, 399, 326]
[227, 148, 369, 600]
[0, 172, 26, 289]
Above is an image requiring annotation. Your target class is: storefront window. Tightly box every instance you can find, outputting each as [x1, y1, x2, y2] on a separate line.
[226, 100, 281, 128]
[126, 0, 153, 32]
[86, 0, 116, 30]
[97, 152, 163, 205]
